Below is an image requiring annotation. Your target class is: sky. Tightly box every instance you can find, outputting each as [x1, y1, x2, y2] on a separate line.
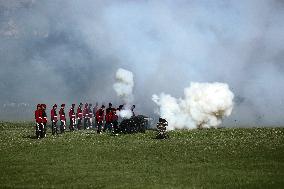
[0, 0, 284, 126]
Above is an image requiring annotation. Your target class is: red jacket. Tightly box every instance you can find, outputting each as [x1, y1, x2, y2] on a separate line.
[83, 107, 89, 118]
[77, 107, 83, 119]
[69, 108, 76, 119]
[112, 108, 118, 121]
[96, 108, 104, 122]
[105, 111, 112, 123]
[35, 109, 42, 123]
[105, 107, 112, 122]
[51, 109, 58, 122]
[59, 108, 66, 121]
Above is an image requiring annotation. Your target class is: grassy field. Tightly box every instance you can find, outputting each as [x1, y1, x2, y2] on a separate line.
[0, 122, 283, 188]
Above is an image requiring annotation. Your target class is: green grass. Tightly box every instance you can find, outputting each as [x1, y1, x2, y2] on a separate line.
[0, 122, 284, 188]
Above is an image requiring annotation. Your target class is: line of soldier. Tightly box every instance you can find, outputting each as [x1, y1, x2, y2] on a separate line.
[34, 103, 135, 139]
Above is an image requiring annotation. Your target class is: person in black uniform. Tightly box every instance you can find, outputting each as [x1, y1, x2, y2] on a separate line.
[156, 117, 169, 139]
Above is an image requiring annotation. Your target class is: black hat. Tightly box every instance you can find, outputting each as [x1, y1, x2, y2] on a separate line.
[159, 117, 166, 123]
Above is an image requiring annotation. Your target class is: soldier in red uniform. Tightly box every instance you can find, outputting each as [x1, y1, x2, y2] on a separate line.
[76, 103, 83, 130]
[93, 102, 99, 128]
[83, 103, 90, 129]
[69, 104, 76, 131]
[35, 104, 43, 139]
[104, 103, 113, 132]
[88, 104, 93, 129]
[59, 104, 66, 133]
[96, 105, 105, 134]
[41, 104, 47, 137]
[51, 104, 58, 135]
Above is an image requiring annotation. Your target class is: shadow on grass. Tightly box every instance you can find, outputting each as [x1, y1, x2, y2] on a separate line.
[152, 134, 170, 140]
[22, 135, 38, 139]
[22, 132, 62, 139]
[85, 131, 99, 135]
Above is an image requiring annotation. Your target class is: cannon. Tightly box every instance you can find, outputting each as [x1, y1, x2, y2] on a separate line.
[118, 115, 149, 134]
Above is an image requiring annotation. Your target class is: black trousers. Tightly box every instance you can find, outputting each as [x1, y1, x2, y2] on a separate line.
[77, 118, 82, 130]
[112, 120, 119, 133]
[35, 123, 44, 138]
[84, 118, 90, 129]
[52, 121, 58, 135]
[97, 121, 103, 133]
[35, 123, 40, 138]
[69, 118, 75, 131]
[104, 122, 113, 132]
[89, 118, 93, 128]
[60, 120, 65, 133]
[43, 123, 47, 136]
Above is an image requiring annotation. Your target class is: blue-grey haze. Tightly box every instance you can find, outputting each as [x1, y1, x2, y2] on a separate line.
[0, 0, 284, 126]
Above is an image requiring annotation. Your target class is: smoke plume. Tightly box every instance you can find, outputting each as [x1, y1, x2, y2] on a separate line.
[113, 68, 134, 119]
[153, 82, 234, 130]
[113, 68, 134, 104]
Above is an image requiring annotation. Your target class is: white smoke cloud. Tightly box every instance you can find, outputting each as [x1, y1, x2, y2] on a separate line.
[153, 82, 234, 130]
[113, 68, 134, 119]
[113, 68, 134, 103]
[1, 1, 284, 126]
[119, 109, 133, 119]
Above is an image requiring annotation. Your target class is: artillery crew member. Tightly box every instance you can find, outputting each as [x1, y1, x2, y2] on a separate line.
[96, 105, 105, 134]
[156, 117, 169, 139]
[83, 103, 90, 129]
[34, 104, 43, 139]
[51, 104, 58, 135]
[59, 104, 66, 133]
[69, 104, 76, 131]
[104, 103, 113, 132]
[76, 103, 83, 130]
[93, 102, 99, 128]
[41, 104, 47, 137]
[88, 104, 93, 129]
[112, 107, 119, 134]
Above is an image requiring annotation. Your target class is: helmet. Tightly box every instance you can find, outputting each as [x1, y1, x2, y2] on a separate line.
[109, 103, 112, 107]
[72, 104, 75, 107]
[61, 104, 65, 107]
[37, 104, 41, 108]
[41, 104, 46, 109]
[53, 104, 57, 108]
